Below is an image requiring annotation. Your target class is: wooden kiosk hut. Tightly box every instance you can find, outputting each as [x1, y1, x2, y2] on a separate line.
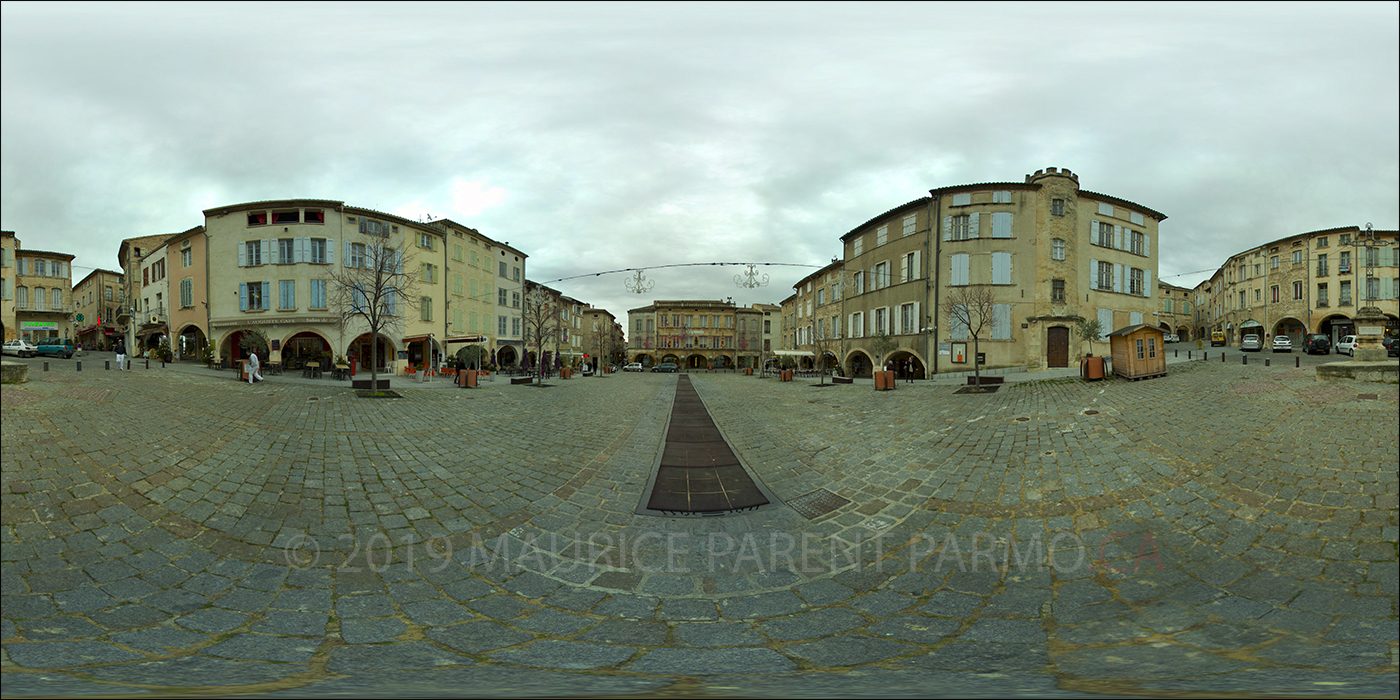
[1107, 324, 1167, 380]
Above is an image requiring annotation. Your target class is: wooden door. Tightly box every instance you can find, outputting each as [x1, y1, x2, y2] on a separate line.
[1047, 326, 1069, 367]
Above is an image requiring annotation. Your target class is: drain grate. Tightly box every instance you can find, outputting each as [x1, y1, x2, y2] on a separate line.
[788, 488, 851, 520]
[1358, 393, 1378, 400]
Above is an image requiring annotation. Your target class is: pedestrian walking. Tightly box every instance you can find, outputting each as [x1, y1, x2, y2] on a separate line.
[114, 338, 127, 371]
[248, 351, 263, 384]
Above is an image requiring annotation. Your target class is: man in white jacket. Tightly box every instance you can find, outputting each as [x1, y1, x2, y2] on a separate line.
[248, 351, 263, 384]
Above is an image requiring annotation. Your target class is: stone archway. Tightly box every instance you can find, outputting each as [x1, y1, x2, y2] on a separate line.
[496, 345, 518, 367]
[845, 350, 874, 378]
[633, 353, 653, 366]
[886, 349, 926, 380]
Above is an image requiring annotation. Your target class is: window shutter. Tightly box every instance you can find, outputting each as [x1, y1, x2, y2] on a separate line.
[1090, 219, 1099, 245]
[1089, 258, 1099, 289]
[992, 212, 1012, 238]
[395, 250, 404, 274]
[992, 252, 1011, 284]
[326, 239, 335, 265]
[992, 304, 1012, 339]
[238, 244, 246, 267]
[848, 314, 854, 338]
[913, 250, 921, 280]
[261, 281, 271, 310]
[1113, 264, 1123, 293]
[1114, 226, 1123, 250]
[968, 213, 980, 239]
[294, 238, 306, 263]
[239, 283, 248, 311]
[344, 242, 352, 267]
[1143, 269, 1151, 296]
[942, 215, 952, 242]
[1143, 235, 1150, 258]
[912, 302, 920, 332]
[261, 240, 270, 262]
[268, 241, 279, 265]
[1097, 308, 1113, 337]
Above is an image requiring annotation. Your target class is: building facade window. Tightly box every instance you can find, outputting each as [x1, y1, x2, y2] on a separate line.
[1317, 283, 1328, 306]
[310, 279, 327, 309]
[182, 249, 192, 267]
[1340, 251, 1351, 272]
[876, 225, 887, 247]
[1052, 239, 1065, 260]
[1293, 281, 1303, 300]
[1292, 250, 1304, 264]
[1097, 261, 1113, 290]
[902, 214, 917, 237]
[900, 303, 918, 334]
[1317, 254, 1328, 276]
[1271, 285, 1279, 303]
[1051, 198, 1065, 216]
[1130, 268, 1144, 296]
[952, 215, 971, 241]
[853, 236, 863, 256]
[422, 297, 433, 321]
[1052, 279, 1066, 303]
[180, 278, 193, 308]
[279, 238, 295, 263]
[279, 280, 296, 310]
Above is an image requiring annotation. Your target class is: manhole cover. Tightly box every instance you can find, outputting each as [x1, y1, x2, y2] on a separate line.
[1084, 410, 1099, 415]
[788, 488, 851, 520]
[1016, 417, 1029, 422]
[1358, 393, 1378, 400]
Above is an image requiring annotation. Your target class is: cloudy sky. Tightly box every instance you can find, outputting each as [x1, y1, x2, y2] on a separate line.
[3, 1, 1397, 321]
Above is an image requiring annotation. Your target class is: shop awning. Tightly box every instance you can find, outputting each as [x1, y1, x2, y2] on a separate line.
[444, 335, 487, 344]
[402, 334, 433, 344]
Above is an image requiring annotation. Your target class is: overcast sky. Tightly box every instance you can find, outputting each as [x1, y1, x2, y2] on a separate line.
[3, 1, 1397, 322]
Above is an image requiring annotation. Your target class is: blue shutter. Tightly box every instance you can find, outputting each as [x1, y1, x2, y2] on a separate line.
[239, 283, 248, 311]
[261, 282, 271, 310]
[238, 243, 246, 267]
[1114, 226, 1123, 250]
[1113, 264, 1123, 293]
[1143, 269, 1151, 296]
[1089, 258, 1099, 289]
[992, 252, 1011, 284]
[992, 212, 1012, 238]
[1143, 235, 1150, 258]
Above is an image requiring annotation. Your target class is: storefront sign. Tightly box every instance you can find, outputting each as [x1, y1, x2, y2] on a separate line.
[21, 321, 57, 331]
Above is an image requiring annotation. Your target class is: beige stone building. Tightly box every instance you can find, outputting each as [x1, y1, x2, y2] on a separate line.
[1, 231, 18, 341]
[579, 306, 624, 367]
[73, 267, 126, 350]
[1192, 225, 1399, 346]
[117, 233, 173, 354]
[819, 168, 1164, 376]
[1155, 281, 1195, 341]
[13, 247, 76, 343]
[626, 299, 765, 369]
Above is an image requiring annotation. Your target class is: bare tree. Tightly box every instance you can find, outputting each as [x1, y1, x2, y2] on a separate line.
[1073, 316, 1104, 358]
[522, 284, 561, 386]
[810, 315, 843, 385]
[942, 285, 998, 386]
[328, 240, 418, 389]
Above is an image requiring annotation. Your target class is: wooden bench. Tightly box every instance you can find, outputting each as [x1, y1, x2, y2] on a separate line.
[510, 377, 533, 385]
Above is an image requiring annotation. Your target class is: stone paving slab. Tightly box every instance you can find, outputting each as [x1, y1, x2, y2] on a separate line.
[2, 360, 1396, 697]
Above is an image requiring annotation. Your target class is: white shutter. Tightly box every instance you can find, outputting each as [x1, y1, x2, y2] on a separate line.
[913, 250, 921, 281]
[870, 266, 877, 291]
[261, 240, 270, 263]
[1090, 219, 1100, 245]
[1090, 258, 1100, 290]
[295, 238, 307, 263]
[913, 302, 921, 333]
[848, 314, 854, 338]
[992, 304, 1012, 339]
[239, 283, 248, 311]
[1144, 235, 1151, 258]
[992, 252, 1011, 285]
[1114, 264, 1123, 293]
[1143, 269, 1152, 296]
[1114, 226, 1123, 250]
[268, 241, 279, 265]
[238, 243, 246, 267]
[1131, 311, 1143, 325]
[942, 216, 952, 242]
[1097, 308, 1113, 337]
[953, 254, 969, 286]
[992, 212, 1012, 238]
[968, 213, 980, 239]
[343, 242, 352, 267]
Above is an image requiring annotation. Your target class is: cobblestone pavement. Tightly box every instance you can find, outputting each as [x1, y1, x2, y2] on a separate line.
[2, 358, 1397, 698]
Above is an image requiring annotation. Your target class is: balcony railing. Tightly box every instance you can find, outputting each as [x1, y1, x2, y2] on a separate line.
[14, 302, 76, 314]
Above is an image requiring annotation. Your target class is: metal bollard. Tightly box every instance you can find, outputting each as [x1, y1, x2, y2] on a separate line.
[77, 361, 82, 372]
[1296, 356, 1300, 368]
[1242, 355, 1247, 365]
[1188, 351, 1192, 360]
[106, 360, 111, 370]
[145, 359, 150, 370]
[44, 362, 49, 372]
[1265, 358, 1270, 366]
[1221, 353, 1225, 363]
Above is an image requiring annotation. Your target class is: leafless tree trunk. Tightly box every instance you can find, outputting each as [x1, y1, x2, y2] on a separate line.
[942, 285, 997, 386]
[522, 284, 561, 386]
[328, 241, 418, 389]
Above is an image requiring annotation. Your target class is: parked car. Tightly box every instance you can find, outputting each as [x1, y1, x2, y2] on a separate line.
[1211, 331, 1226, 347]
[35, 337, 76, 359]
[1335, 335, 1359, 356]
[651, 362, 678, 373]
[1303, 334, 1332, 355]
[1164, 334, 1179, 343]
[2, 339, 38, 358]
[1384, 336, 1399, 358]
[623, 362, 644, 372]
[1271, 335, 1292, 353]
[1240, 335, 1263, 352]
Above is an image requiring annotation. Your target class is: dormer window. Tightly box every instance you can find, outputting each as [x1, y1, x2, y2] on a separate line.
[248, 212, 268, 226]
[272, 210, 299, 224]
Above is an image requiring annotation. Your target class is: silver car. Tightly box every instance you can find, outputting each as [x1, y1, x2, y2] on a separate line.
[2, 339, 37, 358]
[1240, 335, 1262, 352]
